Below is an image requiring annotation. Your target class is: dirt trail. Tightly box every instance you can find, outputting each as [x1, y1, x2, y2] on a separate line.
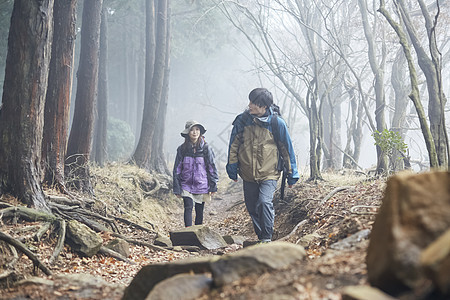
[0, 173, 384, 299]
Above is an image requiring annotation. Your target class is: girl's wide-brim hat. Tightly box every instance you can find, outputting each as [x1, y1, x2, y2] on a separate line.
[181, 120, 206, 137]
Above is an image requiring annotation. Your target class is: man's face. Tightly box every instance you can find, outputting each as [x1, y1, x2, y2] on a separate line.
[248, 101, 267, 117]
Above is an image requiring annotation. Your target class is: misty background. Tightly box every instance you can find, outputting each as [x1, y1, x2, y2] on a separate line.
[1, 0, 449, 175]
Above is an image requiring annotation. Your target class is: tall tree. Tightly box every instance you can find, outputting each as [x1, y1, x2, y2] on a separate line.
[150, 1, 171, 175]
[0, 0, 54, 210]
[66, 0, 103, 192]
[379, 0, 439, 168]
[92, 4, 109, 166]
[132, 0, 168, 170]
[42, 0, 78, 190]
[358, 0, 389, 174]
[397, 0, 448, 168]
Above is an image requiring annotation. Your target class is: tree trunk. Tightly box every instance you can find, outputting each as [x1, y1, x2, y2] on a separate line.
[66, 0, 103, 193]
[390, 48, 409, 171]
[379, 0, 439, 168]
[42, 0, 78, 189]
[93, 5, 109, 167]
[397, 0, 447, 168]
[132, 0, 167, 170]
[358, 0, 388, 174]
[150, 2, 171, 175]
[0, 0, 54, 210]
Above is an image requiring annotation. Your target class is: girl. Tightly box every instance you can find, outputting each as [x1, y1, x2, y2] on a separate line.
[173, 120, 218, 227]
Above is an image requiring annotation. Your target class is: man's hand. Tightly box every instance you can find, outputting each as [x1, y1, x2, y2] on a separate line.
[288, 185, 293, 188]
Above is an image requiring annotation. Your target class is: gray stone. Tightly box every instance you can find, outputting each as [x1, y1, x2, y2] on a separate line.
[65, 220, 103, 257]
[297, 232, 322, 248]
[330, 229, 370, 250]
[222, 235, 245, 245]
[170, 225, 228, 250]
[145, 273, 212, 300]
[122, 256, 217, 300]
[211, 241, 306, 286]
[123, 241, 306, 299]
[154, 233, 172, 247]
[366, 171, 450, 294]
[420, 228, 450, 295]
[105, 238, 130, 258]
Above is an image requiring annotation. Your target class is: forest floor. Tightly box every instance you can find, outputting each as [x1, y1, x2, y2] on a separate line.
[0, 165, 385, 299]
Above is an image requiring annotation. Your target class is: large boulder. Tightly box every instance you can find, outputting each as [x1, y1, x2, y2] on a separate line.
[366, 171, 450, 294]
[65, 220, 103, 257]
[169, 225, 228, 250]
[123, 241, 306, 300]
[211, 241, 306, 286]
[145, 273, 212, 300]
[420, 228, 450, 296]
[122, 256, 215, 300]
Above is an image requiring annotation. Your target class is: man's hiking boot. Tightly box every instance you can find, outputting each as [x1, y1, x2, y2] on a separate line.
[243, 239, 271, 247]
[243, 240, 259, 247]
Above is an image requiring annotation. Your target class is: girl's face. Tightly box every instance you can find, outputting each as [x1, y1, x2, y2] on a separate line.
[248, 101, 267, 117]
[188, 126, 201, 143]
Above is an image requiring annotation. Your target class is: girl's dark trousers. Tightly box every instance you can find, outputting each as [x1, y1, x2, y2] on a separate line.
[183, 197, 204, 227]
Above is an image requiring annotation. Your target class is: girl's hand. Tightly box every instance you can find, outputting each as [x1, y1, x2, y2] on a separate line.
[175, 194, 182, 198]
[210, 192, 216, 197]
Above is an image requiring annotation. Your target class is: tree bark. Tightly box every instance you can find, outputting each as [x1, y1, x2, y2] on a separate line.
[379, 0, 439, 168]
[132, 0, 168, 170]
[42, 0, 78, 189]
[378, 0, 439, 168]
[0, 0, 54, 211]
[397, 0, 448, 168]
[390, 48, 409, 171]
[66, 0, 104, 193]
[150, 2, 171, 175]
[93, 5, 109, 167]
[358, 0, 388, 174]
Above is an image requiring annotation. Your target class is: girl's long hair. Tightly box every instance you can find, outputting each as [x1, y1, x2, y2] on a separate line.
[181, 135, 205, 154]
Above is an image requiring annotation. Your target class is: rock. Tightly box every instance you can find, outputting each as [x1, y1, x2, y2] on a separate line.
[122, 256, 216, 300]
[341, 285, 397, 300]
[222, 235, 245, 245]
[297, 232, 322, 248]
[154, 233, 172, 247]
[330, 229, 370, 250]
[65, 220, 103, 257]
[145, 273, 212, 300]
[179, 245, 201, 252]
[104, 238, 130, 258]
[170, 225, 228, 250]
[420, 228, 450, 295]
[366, 171, 450, 294]
[211, 241, 306, 286]
[124, 241, 306, 299]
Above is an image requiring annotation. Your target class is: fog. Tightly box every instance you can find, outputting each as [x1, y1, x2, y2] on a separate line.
[2, 1, 447, 174]
[165, 37, 380, 173]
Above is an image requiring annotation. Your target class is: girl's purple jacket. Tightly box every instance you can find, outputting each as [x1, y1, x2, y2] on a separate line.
[173, 139, 218, 195]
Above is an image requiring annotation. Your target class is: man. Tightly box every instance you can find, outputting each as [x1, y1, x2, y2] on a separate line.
[226, 88, 299, 243]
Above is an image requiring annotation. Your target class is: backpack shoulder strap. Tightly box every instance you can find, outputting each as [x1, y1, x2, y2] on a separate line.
[271, 114, 281, 147]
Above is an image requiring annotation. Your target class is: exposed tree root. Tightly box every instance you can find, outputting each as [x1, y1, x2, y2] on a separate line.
[279, 186, 353, 241]
[110, 232, 173, 253]
[49, 219, 66, 265]
[98, 246, 135, 264]
[0, 231, 52, 276]
[34, 222, 51, 242]
[114, 216, 155, 234]
[0, 206, 57, 223]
